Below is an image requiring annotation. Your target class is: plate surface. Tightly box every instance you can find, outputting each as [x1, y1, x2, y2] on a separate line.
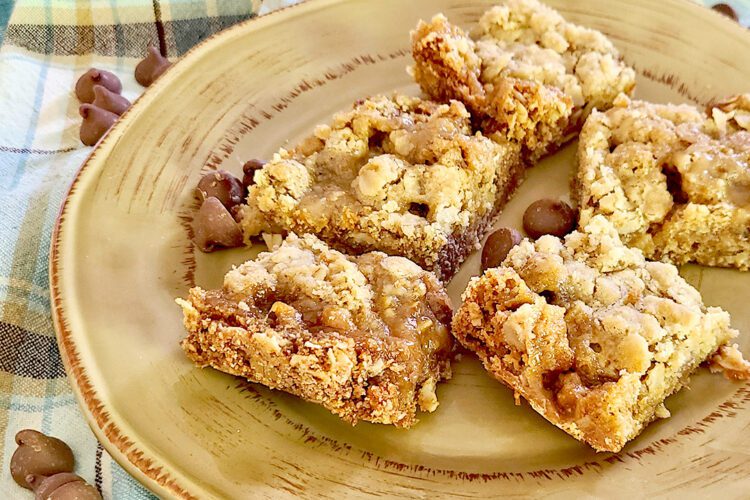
[50, 0, 750, 497]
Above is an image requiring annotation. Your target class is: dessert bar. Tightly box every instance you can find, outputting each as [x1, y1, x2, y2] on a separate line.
[411, 0, 635, 160]
[178, 233, 454, 427]
[238, 93, 523, 281]
[576, 94, 750, 270]
[452, 215, 741, 452]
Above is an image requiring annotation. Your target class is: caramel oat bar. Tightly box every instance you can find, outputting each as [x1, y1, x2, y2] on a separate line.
[411, 0, 635, 161]
[452, 215, 743, 452]
[576, 94, 750, 270]
[178, 233, 454, 427]
[238, 93, 523, 282]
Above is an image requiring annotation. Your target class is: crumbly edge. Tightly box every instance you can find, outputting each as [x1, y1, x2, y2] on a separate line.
[410, 13, 573, 162]
[178, 287, 453, 428]
[575, 94, 750, 270]
[240, 93, 524, 282]
[452, 216, 741, 452]
[410, 0, 636, 161]
[178, 234, 455, 427]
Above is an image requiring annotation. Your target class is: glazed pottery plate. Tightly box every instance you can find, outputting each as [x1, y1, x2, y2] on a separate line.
[50, 0, 750, 497]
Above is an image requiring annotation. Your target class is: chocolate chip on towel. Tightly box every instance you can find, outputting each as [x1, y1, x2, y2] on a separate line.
[79, 104, 118, 146]
[135, 46, 172, 87]
[10, 430, 74, 489]
[27, 472, 102, 500]
[92, 85, 131, 115]
[75, 69, 122, 104]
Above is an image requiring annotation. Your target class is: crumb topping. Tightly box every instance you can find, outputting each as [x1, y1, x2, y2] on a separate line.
[411, 0, 635, 160]
[576, 94, 750, 269]
[238, 93, 521, 280]
[453, 215, 741, 451]
[179, 233, 454, 427]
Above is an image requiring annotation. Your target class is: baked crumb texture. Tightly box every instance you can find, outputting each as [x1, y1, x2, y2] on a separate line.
[410, 0, 635, 161]
[452, 215, 742, 452]
[576, 94, 750, 270]
[239, 93, 523, 282]
[178, 233, 454, 428]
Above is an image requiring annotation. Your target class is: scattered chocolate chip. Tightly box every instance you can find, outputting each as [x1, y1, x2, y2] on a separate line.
[522, 199, 577, 239]
[193, 197, 244, 252]
[75, 69, 122, 104]
[242, 159, 266, 188]
[91, 85, 131, 115]
[28, 472, 102, 500]
[10, 430, 74, 489]
[481, 227, 523, 272]
[408, 202, 430, 218]
[135, 46, 172, 87]
[196, 170, 245, 211]
[712, 3, 739, 22]
[79, 104, 118, 146]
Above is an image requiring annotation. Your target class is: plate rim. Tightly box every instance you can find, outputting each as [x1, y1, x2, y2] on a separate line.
[48, 0, 750, 497]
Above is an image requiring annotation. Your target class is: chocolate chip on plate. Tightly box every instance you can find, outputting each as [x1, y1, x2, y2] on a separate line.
[27, 472, 102, 500]
[10, 429, 75, 489]
[135, 46, 172, 87]
[242, 159, 266, 188]
[193, 197, 244, 252]
[79, 104, 119, 146]
[91, 85, 131, 115]
[522, 199, 577, 239]
[75, 69, 122, 104]
[196, 170, 245, 211]
[481, 227, 523, 272]
[712, 3, 739, 22]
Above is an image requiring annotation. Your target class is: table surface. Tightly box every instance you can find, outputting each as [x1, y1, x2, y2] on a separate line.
[0, 0, 747, 498]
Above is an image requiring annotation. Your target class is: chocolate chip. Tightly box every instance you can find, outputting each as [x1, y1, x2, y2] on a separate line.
[196, 170, 245, 211]
[10, 430, 74, 489]
[193, 197, 244, 252]
[408, 202, 430, 218]
[242, 159, 266, 188]
[481, 227, 523, 272]
[75, 69, 122, 104]
[522, 199, 577, 239]
[135, 46, 172, 87]
[79, 104, 118, 146]
[712, 3, 739, 22]
[91, 85, 131, 115]
[28, 472, 101, 500]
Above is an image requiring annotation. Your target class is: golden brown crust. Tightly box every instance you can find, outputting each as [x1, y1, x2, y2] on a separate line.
[238, 93, 523, 282]
[452, 216, 741, 452]
[178, 234, 454, 427]
[410, 1, 636, 161]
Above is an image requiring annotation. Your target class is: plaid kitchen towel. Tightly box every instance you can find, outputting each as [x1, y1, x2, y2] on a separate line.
[0, 0, 304, 497]
[0, 0, 745, 498]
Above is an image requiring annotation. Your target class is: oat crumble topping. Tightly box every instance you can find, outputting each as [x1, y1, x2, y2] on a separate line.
[238, 93, 523, 281]
[576, 94, 750, 270]
[410, 0, 635, 161]
[178, 233, 454, 427]
[452, 215, 742, 452]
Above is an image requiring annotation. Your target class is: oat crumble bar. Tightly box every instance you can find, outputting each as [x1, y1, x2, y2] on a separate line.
[452, 215, 742, 452]
[178, 233, 454, 427]
[238, 93, 523, 282]
[411, 0, 636, 161]
[576, 94, 750, 270]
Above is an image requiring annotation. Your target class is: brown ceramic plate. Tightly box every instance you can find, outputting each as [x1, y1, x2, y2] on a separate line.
[50, 0, 750, 497]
